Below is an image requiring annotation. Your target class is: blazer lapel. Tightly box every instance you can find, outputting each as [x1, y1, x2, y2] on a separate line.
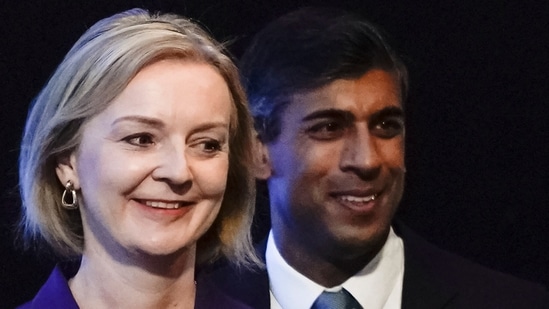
[394, 221, 458, 309]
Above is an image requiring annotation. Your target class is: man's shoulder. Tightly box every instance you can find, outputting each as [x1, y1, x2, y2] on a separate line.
[394, 221, 549, 308]
[195, 265, 259, 309]
[197, 258, 268, 287]
[196, 254, 270, 309]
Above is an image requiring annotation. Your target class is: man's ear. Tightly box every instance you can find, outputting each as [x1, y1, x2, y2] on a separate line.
[55, 153, 80, 189]
[252, 134, 272, 180]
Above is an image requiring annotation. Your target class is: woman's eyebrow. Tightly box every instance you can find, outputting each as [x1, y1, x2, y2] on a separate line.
[187, 121, 230, 135]
[111, 116, 165, 128]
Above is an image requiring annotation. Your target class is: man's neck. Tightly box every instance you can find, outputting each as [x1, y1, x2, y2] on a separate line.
[274, 230, 387, 287]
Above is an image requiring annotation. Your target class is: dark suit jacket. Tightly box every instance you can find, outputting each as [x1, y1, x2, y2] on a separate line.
[197, 222, 549, 308]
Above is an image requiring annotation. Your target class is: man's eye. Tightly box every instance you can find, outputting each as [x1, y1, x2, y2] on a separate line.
[123, 134, 155, 146]
[306, 121, 345, 140]
[373, 119, 404, 138]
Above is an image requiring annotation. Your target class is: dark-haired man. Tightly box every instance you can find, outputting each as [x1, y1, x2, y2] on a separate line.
[199, 7, 549, 308]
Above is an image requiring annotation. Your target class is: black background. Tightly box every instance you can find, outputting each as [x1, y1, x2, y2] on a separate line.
[1, 0, 548, 307]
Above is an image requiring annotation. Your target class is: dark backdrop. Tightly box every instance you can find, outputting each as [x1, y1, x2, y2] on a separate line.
[1, 0, 548, 307]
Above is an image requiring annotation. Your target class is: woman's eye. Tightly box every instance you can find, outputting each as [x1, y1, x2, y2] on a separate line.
[306, 121, 345, 140]
[201, 140, 222, 153]
[189, 138, 224, 157]
[123, 134, 155, 146]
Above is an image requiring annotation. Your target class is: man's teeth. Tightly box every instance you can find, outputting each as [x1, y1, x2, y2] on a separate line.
[340, 195, 377, 203]
[144, 201, 181, 209]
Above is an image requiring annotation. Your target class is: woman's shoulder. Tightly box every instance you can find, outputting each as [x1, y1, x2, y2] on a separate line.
[16, 262, 80, 309]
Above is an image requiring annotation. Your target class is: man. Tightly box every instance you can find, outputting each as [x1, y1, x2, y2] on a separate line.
[198, 7, 549, 308]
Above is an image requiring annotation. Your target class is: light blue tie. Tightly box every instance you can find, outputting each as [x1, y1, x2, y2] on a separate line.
[311, 288, 363, 309]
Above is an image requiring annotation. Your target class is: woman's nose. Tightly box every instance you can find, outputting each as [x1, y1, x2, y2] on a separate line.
[151, 144, 193, 185]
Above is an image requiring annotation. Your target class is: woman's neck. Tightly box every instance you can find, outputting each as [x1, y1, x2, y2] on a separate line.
[69, 246, 197, 309]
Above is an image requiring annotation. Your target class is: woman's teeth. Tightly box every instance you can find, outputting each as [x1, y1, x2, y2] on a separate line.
[144, 201, 181, 209]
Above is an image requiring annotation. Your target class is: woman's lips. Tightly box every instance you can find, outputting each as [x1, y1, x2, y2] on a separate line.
[136, 199, 193, 210]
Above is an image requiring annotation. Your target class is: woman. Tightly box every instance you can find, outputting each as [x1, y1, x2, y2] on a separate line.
[17, 8, 257, 308]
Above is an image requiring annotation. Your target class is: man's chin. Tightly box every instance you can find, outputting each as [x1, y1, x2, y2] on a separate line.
[331, 224, 391, 257]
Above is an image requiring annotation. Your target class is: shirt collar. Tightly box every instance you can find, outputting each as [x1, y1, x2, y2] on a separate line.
[266, 227, 404, 309]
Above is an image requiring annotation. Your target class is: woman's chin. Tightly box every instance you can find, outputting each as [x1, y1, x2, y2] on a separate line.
[135, 242, 194, 258]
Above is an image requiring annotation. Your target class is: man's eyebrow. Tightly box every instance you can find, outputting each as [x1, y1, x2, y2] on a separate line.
[372, 106, 405, 119]
[111, 116, 165, 128]
[301, 109, 355, 122]
[301, 106, 404, 123]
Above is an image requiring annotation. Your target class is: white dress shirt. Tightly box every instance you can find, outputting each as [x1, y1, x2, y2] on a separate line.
[267, 228, 405, 309]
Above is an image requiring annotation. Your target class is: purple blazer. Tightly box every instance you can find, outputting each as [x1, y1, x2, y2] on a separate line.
[17, 262, 253, 309]
[16, 263, 78, 309]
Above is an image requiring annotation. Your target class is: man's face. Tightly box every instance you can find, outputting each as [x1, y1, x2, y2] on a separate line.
[265, 69, 405, 261]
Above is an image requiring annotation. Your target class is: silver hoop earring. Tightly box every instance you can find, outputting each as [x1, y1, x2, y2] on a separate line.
[61, 180, 78, 210]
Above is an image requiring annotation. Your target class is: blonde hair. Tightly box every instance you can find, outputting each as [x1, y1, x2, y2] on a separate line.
[19, 8, 258, 267]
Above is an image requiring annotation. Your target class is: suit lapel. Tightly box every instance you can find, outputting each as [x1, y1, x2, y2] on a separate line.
[395, 221, 458, 309]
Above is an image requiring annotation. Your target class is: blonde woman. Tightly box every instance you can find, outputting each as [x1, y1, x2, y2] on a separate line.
[17, 8, 258, 308]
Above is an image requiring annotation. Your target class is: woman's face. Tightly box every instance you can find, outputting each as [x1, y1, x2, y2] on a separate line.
[56, 59, 232, 258]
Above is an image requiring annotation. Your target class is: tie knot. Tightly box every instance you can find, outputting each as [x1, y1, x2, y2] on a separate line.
[311, 288, 363, 309]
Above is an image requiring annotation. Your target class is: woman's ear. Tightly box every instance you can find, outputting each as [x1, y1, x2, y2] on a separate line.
[252, 134, 272, 180]
[55, 153, 80, 189]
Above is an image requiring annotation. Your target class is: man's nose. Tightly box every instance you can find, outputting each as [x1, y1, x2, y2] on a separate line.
[339, 128, 381, 179]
